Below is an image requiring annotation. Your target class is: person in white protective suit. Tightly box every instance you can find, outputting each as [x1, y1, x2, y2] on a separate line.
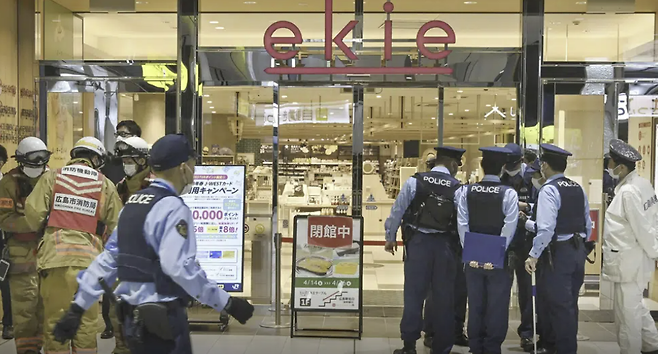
[602, 139, 658, 354]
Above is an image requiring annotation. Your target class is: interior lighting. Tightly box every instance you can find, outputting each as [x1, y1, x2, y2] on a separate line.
[73, 101, 78, 104]
[575, 1, 587, 4]
[431, 117, 436, 120]
[434, 97, 439, 100]
[209, 21, 219, 24]
[511, 98, 517, 101]
[244, 1, 257, 4]
[215, 27, 225, 30]
[464, 1, 477, 4]
[212, 111, 217, 114]
[209, 106, 215, 109]
[376, 95, 382, 98]
[207, 101, 212, 103]
[464, 109, 470, 112]
[281, 95, 288, 98]
[457, 90, 463, 93]
[486, 104, 491, 107]
[203, 94, 210, 97]
[449, 113, 454, 116]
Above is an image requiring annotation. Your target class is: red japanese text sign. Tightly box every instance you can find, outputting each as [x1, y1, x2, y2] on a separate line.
[588, 209, 599, 242]
[307, 216, 353, 248]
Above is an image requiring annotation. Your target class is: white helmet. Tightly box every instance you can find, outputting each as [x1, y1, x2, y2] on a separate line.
[71, 137, 107, 168]
[15, 137, 50, 167]
[115, 137, 149, 158]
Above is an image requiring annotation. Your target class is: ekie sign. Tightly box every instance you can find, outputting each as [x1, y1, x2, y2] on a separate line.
[263, 0, 456, 75]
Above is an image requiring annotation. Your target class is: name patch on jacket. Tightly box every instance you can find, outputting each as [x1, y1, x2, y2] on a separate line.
[644, 195, 658, 211]
[61, 166, 99, 180]
[470, 185, 501, 193]
[53, 193, 98, 216]
[127, 194, 156, 205]
[422, 176, 453, 187]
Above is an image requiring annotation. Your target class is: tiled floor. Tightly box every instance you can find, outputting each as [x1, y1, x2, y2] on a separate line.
[0, 313, 625, 354]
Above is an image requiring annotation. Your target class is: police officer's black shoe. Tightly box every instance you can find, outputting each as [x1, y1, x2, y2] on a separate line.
[423, 335, 433, 348]
[100, 328, 114, 339]
[454, 333, 469, 347]
[2, 325, 13, 340]
[521, 337, 533, 352]
[393, 340, 416, 354]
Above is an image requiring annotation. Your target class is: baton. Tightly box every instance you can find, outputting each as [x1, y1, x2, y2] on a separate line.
[531, 271, 537, 354]
[98, 277, 119, 304]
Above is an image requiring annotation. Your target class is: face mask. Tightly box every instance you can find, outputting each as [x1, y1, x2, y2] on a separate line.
[179, 164, 194, 195]
[22, 166, 44, 179]
[123, 164, 138, 177]
[506, 168, 521, 177]
[532, 177, 543, 190]
[607, 166, 621, 180]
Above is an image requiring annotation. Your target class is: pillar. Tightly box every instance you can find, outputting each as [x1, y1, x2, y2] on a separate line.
[132, 94, 167, 144]
[519, 0, 544, 147]
[177, 0, 200, 152]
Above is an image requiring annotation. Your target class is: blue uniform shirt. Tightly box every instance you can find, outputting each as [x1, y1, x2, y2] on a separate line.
[384, 166, 459, 242]
[527, 173, 592, 259]
[456, 175, 519, 249]
[74, 179, 230, 312]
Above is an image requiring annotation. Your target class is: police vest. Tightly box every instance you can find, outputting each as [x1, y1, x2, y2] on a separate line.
[466, 181, 509, 235]
[116, 185, 188, 299]
[5, 168, 38, 242]
[404, 171, 460, 232]
[47, 164, 105, 236]
[545, 177, 586, 236]
[501, 172, 531, 203]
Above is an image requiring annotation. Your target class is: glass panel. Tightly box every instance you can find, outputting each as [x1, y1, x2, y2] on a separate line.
[43, 0, 83, 60]
[543, 92, 604, 278]
[47, 92, 87, 169]
[544, 13, 656, 62]
[81, 14, 177, 60]
[198, 86, 274, 304]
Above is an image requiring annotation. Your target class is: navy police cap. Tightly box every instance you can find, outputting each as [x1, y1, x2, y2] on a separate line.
[540, 143, 572, 159]
[504, 143, 523, 158]
[434, 146, 466, 166]
[149, 134, 197, 171]
[479, 146, 513, 163]
[609, 139, 641, 163]
[528, 159, 541, 172]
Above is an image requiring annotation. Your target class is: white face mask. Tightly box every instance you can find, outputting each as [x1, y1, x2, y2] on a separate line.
[22, 166, 44, 179]
[179, 164, 194, 195]
[123, 164, 138, 177]
[532, 177, 543, 190]
[607, 166, 621, 180]
[506, 168, 521, 177]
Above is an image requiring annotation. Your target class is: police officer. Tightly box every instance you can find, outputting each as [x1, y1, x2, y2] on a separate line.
[385, 146, 465, 354]
[52, 134, 255, 354]
[524, 144, 592, 354]
[24, 136, 123, 354]
[457, 147, 519, 354]
[602, 139, 658, 354]
[421, 156, 469, 350]
[500, 143, 536, 350]
[0, 137, 50, 354]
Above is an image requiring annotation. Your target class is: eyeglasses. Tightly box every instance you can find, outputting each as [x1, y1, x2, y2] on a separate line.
[114, 131, 133, 138]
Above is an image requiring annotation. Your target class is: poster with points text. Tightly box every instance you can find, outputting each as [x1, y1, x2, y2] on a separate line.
[181, 165, 245, 292]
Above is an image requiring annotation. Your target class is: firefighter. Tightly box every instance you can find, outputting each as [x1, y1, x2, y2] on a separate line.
[0, 137, 51, 354]
[103, 136, 152, 353]
[24, 136, 122, 354]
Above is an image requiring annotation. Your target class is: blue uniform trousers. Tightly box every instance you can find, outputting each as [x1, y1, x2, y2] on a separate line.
[465, 267, 513, 354]
[401, 231, 456, 354]
[422, 258, 467, 338]
[537, 239, 586, 354]
[122, 302, 192, 354]
[511, 232, 535, 339]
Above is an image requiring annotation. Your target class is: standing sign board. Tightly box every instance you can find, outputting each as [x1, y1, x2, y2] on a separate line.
[181, 165, 246, 292]
[291, 215, 363, 338]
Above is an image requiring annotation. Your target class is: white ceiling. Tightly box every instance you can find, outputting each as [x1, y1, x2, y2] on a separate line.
[52, 0, 658, 13]
[78, 12, 656, 61]
[198, 86, 517, 141]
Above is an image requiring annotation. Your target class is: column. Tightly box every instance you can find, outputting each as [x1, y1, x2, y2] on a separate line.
[177, 0, 200, 151]
[519, 0, 544, 146]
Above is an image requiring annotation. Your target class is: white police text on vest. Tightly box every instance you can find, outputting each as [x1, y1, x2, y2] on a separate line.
[127, 194, 155, 205]
[557, 180, 579, 188]
[423, 176, 452, 186]
[470, 185, 500, 193]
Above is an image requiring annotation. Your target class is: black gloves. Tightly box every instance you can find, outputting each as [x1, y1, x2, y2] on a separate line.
[224, 297, 254, 325]
[53, 303, 85, 344]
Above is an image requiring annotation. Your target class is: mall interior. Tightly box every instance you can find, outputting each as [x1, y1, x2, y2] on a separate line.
[0, 0, 657, 352]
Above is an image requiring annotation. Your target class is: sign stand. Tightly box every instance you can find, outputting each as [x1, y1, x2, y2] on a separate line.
[260, 232, 291, 329]
[290, 215, 364, 339]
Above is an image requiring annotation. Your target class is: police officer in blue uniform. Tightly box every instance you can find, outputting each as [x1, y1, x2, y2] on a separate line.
[52, 134, 255, 354]
[525, 144, 592, 354]
[500, 143, 537, 350]
[385, 146, 465, 354]
[457, 146, 519, 354]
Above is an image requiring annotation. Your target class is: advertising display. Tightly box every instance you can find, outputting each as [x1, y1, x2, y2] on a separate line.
[291, 215, 363, 312]
[181, 165, 246, 292]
